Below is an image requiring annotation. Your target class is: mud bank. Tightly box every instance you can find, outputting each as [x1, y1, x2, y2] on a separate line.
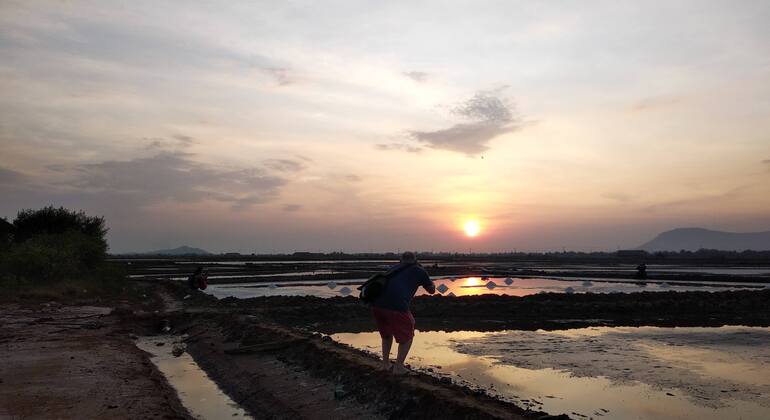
[176, 313, 558, 420]
[180, 287, 770, 333]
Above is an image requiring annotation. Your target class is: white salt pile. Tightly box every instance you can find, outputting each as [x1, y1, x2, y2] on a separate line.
[504, 278, 514, 285]
[327, 281, 337, 289]
[339, 286, 352, 296]
[485, 281, 497, 290]
[565, 286, 575, 294]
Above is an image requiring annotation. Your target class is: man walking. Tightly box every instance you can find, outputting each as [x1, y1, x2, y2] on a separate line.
[371, 251, 435, 375]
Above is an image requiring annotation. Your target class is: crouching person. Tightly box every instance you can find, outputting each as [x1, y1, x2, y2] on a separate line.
[371, 251, 435, 375]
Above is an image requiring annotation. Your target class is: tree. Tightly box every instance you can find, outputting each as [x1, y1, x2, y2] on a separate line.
[2, 207, 109, 283]
[13, 206, 107, 248]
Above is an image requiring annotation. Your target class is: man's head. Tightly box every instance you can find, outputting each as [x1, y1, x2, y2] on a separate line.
[401, 251, 417, 264]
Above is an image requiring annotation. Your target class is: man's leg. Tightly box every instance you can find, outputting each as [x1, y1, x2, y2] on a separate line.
[392, 338, 413, 374]
[381, 335, 393, 370]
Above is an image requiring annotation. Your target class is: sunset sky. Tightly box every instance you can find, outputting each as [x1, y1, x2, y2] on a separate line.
[2, 1, 770, 253]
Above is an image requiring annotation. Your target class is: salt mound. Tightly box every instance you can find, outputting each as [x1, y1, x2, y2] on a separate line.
[485, 281, 497, 290]
[327, 281, 337, 289]
[268, 283, 277, 289]
[582, 280, 593, 287]
[339, 286, 352, 296]
[447, 292, 456, 297]
[659, 282, 670, 288]
[504, 277, 514, 285]
[437, 283, 449, 294]
[565, 286, 575, 294]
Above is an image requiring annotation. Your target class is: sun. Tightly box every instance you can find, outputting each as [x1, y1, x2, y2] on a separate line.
[463, 220, 481, 237]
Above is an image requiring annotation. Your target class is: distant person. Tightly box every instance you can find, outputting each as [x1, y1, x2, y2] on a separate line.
[370, 251, 435, 375]
[636, 263, 647, 280]
[187, 267, 208, 290]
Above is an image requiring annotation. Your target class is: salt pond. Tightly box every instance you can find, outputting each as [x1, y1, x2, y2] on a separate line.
[204, 276, 763, 300]
[332, 326, 770, 420]
[136, 337, 252, 419]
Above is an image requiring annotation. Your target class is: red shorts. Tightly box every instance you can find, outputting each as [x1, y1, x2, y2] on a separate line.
[372, 307, 415, 343]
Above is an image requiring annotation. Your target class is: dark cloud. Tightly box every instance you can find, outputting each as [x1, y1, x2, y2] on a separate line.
[375, 143, 423, 153]
[263, 158, 306, 173]
[172, 134, 196, 146]
[283, 204, 302, 212]
[264, 67, 295, 86]
[0, 167, 25, 185]
[144, 135, 196, 150]
[72, 151, 287, 210]
[403, 71, 429, 83]
[410, 91, 520, 155]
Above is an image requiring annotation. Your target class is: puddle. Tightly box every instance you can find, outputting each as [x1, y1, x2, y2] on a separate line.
[204, 276, 762, 299]
[136, 337, 252, 419]
[332, 326, 770, 419]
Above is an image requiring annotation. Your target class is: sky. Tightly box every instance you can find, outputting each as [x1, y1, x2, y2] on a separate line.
[1, 1, 770, 253]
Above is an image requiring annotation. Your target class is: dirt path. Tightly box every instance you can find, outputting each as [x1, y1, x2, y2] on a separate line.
[0, 303, 191, 420]
[179, 314, 549, 420]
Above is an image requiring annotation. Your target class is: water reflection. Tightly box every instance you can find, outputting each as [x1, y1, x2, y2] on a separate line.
[204, 276, 763, 300]
[136, 337, 252, 419]
[332, 327, 770, 420]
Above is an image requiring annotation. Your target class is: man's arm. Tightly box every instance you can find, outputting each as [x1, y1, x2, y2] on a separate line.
[420, 270, 436, 294]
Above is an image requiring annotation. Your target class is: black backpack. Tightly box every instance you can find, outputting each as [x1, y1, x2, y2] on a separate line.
[357, 263, 413, 304]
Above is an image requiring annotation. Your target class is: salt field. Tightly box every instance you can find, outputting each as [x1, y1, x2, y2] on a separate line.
[203, 276, 765, 300]
[333, 326, 770, 419]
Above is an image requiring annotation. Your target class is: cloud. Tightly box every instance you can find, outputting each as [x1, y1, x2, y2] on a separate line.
[403, 71, 429, 83]
[144, 135, 197, 150]
[0, 167, 26, 185]
[283, 204, 302, 212]
[344, 174, 362, 182]
[630, 95, 681, 112]
[643, 185, 751, 213]
[264, 67, 295, 86]
[409, 91, 521, 155]
[71, 151, 287, 210]
[263, 158, 306, 172]
[602, 192, 633, 203]
[375, 143, 423, 153]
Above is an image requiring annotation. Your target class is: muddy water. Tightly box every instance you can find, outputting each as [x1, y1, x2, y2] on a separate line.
[332, 326, 770, 419]
[205, 276, 762, 299]
[136, 337, 252, 419]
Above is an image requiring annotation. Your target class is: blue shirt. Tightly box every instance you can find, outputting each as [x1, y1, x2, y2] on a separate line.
[372, 262, 435, 312]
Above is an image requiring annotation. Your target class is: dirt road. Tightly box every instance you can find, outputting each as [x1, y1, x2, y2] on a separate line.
[0, 303, 191, 420]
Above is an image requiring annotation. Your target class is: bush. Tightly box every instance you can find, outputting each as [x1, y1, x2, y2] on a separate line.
[0, 207, 120, 296]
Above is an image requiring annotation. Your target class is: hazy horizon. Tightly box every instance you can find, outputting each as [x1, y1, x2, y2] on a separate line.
[2, 1, 770, 253]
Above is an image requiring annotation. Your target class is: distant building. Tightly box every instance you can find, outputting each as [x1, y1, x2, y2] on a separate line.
[616, 250, 648, 258]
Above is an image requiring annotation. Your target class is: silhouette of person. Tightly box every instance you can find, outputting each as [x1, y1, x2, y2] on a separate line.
[636, 263, 647, 280]
[370, 252, 435, 375]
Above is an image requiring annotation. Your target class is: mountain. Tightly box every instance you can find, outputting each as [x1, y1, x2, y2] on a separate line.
[638, 228, 770, 252]
[142, 245, 211, 256]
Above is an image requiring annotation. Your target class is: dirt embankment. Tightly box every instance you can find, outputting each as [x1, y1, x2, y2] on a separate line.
[0, 303, 191, 420]
[177, 287, 770, 333]
[174, 313, 560, 420]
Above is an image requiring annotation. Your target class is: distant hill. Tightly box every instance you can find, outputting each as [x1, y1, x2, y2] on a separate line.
[141, 245, 211, 256]
[638, 228, 770, 252]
